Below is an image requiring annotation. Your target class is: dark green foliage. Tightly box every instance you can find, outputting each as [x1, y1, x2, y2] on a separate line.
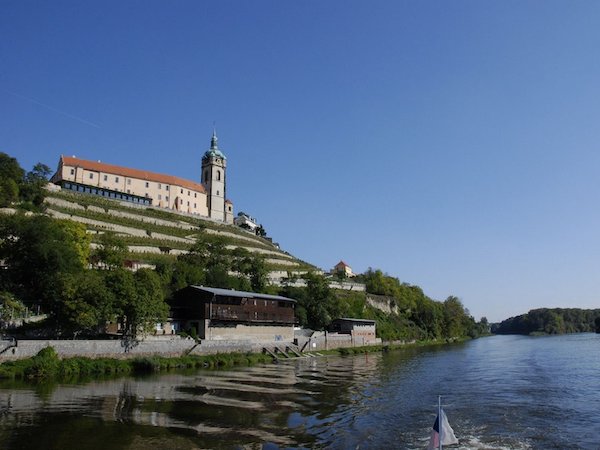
[279, 272, 339, 330]
[0, 213, 171, 338]
[60, 271, 114, 335]
[91, 232, 128, 269]
[128, 269, 169, 336]
[0, 214, 86, 313]
[0, 152, 25, 207]
[333, 269, 485, 341]
[361, 268, 420, 312]
[0, 153, 50, 209]
[492, 308, 600, 335]
[20, 163, 52, 207]
[25, 347, 60, 379]
[0, 291, 29, 322]
[169, 236, 269, 295]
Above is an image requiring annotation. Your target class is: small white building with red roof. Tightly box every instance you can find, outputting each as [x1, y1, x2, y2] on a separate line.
[333, 260, 354, 278]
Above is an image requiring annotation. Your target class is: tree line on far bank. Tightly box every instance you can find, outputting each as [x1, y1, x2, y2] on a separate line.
[491, 308, 600, 335]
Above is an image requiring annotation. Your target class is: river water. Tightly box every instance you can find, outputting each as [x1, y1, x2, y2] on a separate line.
[0, 333, 598, 449]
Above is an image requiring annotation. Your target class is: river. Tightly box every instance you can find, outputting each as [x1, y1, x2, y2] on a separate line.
[0, 333, 598, 449]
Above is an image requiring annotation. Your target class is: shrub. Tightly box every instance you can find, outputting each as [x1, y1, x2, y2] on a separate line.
[25, 347, 60, 379]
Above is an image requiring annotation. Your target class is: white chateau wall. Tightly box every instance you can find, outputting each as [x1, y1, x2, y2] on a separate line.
[58, 163, 210, 217]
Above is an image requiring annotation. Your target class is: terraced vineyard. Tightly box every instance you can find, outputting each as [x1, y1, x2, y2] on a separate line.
[44, 189, 317, 282]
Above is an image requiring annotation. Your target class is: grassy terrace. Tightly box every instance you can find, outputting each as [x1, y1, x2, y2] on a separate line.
[48, 204, 201, 238]
[47, 190, 314, 270]
[49, 190, 278, 243]
[49, 191, 283, 251]
[91, 234, 194, 251]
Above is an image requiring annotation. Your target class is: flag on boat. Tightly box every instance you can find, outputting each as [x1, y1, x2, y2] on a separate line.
[427, 408, 458, 449]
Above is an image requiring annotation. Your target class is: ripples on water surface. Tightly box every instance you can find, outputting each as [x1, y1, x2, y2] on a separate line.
[0, 333, 598, 449]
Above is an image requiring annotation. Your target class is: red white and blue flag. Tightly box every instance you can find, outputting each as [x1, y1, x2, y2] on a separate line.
[427, 408, 458, 449]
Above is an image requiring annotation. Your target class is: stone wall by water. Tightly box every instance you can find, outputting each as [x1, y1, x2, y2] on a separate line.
[0, 333, 382, 361]
[0, 338, 195, 361]
[295, 332, 382, 352]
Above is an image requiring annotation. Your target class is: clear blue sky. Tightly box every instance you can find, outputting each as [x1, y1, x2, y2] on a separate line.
[2, 1, 600, 322]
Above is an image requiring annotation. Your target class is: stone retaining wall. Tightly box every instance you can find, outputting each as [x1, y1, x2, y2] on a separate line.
[0, 332, 383, 361]
[0, 338, 195, 361]
[295, 332, 382, 352]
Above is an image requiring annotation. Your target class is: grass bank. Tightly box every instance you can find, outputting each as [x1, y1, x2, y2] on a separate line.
[0, 338, 474, 382]
[0, 347, 274, 382]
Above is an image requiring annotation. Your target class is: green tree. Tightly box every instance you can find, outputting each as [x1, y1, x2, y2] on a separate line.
[173, 236, 234, 289]
[544, 311, 566, 334]
[442, 296, 467, 338]
[0, 152, 24, 206]
[412, 296, 443, 339]
[296, 272, 338, 330]
[92, 232, 128, 269]
[58, 220, 92, 267]
[231, 247, 268, 292]
[363, 268, 418, 312]
[0, 291, 28, 324]
[127, 269, 169, 337]
[20, 163, 52, 207]
[60, 271, 113, 336]
[0, 214, 86, 313]
[170, 258, 206, 291]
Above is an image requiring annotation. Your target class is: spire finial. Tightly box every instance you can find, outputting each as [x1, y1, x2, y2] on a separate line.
[211, 124, 218, 150]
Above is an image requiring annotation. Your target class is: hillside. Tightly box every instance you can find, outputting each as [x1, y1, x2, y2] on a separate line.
[43, 189, 316, 283]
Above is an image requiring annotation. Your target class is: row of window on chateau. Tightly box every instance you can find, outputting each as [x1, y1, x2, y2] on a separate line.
[69, 168, 203, 197]
[62, 182, 201, 209]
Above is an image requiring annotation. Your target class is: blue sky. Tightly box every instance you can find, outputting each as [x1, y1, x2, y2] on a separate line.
[2, 1, 600, 322]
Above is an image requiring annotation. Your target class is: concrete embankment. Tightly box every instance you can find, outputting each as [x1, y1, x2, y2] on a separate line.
[0, 335, 385, 362]
[0, 338, 268, 361]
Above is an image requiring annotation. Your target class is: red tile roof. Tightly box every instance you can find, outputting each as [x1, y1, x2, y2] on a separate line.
[60, 156, 206, 193]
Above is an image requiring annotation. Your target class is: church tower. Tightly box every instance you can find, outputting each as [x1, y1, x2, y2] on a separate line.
[202, 130, 227, 222]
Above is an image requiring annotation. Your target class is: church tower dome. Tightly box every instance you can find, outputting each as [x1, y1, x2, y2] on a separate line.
[203, 129, 227, 160]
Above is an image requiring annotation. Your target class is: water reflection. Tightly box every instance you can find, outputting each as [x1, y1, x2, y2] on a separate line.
[0, 335, 599, 449]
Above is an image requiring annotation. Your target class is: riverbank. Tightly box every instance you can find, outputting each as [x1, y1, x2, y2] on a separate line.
[0, 337, 473, 382]
[0, 346, 274, 381]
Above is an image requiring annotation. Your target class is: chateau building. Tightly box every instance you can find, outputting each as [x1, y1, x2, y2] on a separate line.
[50, 131, 234, 223]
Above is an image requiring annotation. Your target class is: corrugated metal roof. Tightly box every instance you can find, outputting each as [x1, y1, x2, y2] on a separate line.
[189, 285, 296, 303]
